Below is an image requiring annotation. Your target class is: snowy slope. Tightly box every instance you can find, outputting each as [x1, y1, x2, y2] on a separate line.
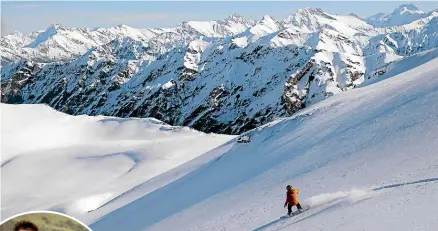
[185, 14, 256, 37]
[90, 56, 438, 231]
[362, 48, 438, 86]
[0, 104, 232, 219]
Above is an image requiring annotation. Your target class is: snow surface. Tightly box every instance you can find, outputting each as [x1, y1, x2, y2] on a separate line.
[89, 57, 438, 230]
[362, 48, 438, 87]
[1, 104, 232, 219]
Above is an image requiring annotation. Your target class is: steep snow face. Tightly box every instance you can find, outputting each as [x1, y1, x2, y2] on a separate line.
[365, 17, 438, 57]
[89, 55, 438, 231]
[366, 3, 428, 27]
[362, 48, 438, 87]
[2, 5, 438, 135]
[186, 14, 256, 37]
[283, 8, 373, 36]
[1, 103, 232, 219]
[0, 31, 40, 64]
[248, 15, 282, 39]
[366, 12, 386, 25]
[87, 37, 153, 62]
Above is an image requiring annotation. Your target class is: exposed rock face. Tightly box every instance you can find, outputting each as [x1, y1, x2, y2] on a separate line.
[2, 5, 438, 134]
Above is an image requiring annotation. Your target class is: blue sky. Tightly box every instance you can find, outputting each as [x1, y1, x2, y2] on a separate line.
[2, 1, 438, 35]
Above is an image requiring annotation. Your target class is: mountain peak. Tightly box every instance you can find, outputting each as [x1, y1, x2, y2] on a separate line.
[224, 13, 256, 26]
[7, 31, 24, 36]
[284, 7, 335, 28]
[226, 13, 246, 21]
[366, 3, 427, 27]
[261, 15, 276, 22]
[48, 23, 64, 30]
[297, 7, 325, 15]
[348, 13, 361, 18]
[115, 24, 134, 30]
[397, 3, 419, 11]
[25, 23, 63, 48]
[393, 3, 423, 15]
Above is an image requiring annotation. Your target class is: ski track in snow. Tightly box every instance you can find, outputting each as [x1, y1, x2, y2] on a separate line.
[254, 177, 438, 231]
[372, 177, 438, 191]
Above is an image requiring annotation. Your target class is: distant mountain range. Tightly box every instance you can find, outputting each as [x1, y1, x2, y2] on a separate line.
[2, 3, 438, 134]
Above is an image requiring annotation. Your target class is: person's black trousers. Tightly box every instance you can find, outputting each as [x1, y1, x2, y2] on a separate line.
[288, 203, 303, 215]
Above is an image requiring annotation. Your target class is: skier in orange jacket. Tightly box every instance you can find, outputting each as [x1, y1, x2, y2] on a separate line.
[284, 185, 303, 216]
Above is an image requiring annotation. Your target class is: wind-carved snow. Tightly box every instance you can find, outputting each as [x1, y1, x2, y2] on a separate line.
[0, 103, 233, 219]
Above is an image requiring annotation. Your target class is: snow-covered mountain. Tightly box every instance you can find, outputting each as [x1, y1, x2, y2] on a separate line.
[366, 3, 430, 27]
[0, 15, 255, 65]
[0, 24, 154, 64]
[2, 4, 438, 134]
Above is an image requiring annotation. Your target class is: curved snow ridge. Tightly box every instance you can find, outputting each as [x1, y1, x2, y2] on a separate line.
[1, 103, 233, 219]
[1, 103, 200, 161]
[81, 142, 236, 224]
[26, 24, 59, 48]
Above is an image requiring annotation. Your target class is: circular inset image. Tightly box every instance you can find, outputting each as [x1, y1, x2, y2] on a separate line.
[0, 211, 91, 231]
